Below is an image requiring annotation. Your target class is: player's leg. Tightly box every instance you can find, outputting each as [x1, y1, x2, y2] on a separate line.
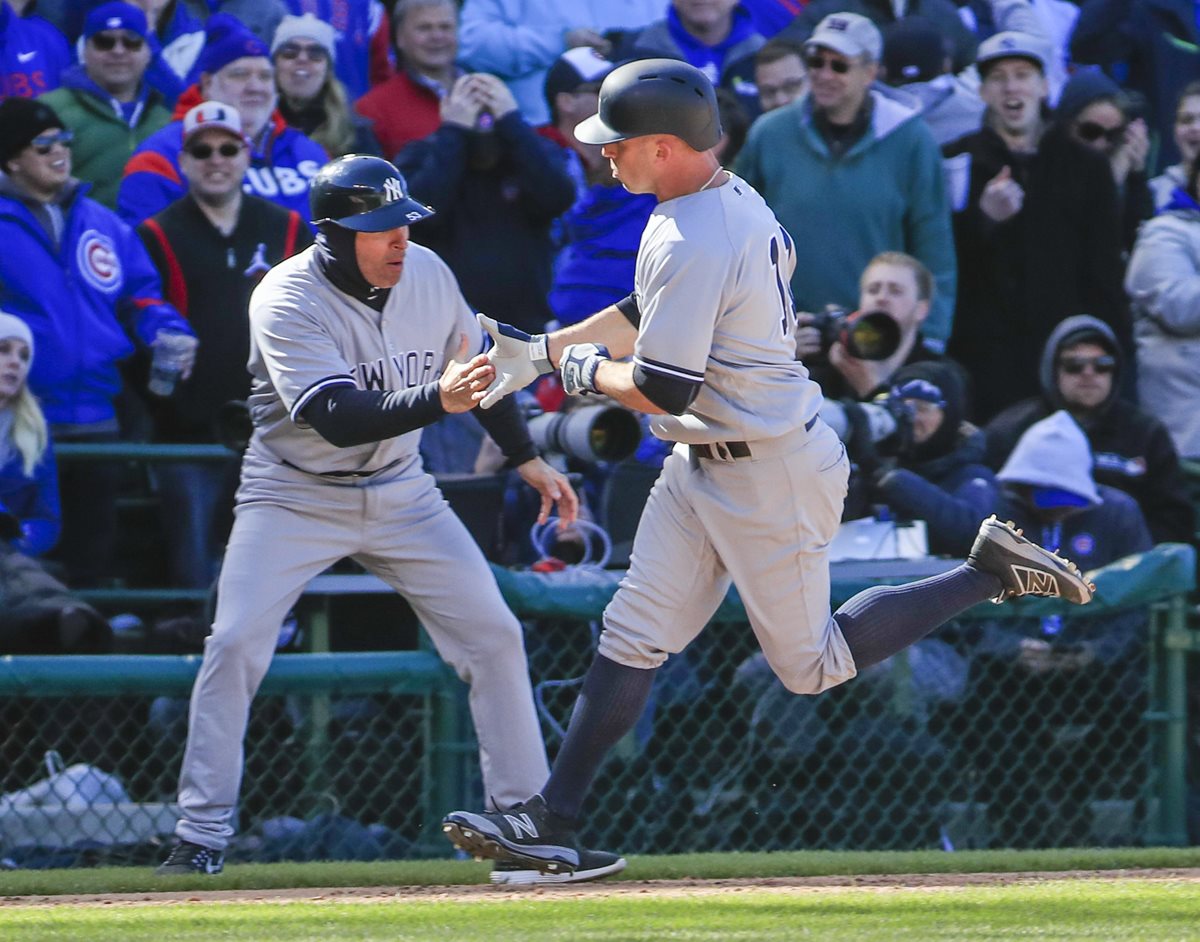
[160, 476, 355, 873]
[355, 471, 549, 808]
[443, 447, 730, 868]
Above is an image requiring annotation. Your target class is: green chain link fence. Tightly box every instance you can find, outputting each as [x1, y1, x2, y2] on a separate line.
[0, 545, 1193, 868]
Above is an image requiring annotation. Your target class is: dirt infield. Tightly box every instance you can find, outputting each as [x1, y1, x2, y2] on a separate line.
[5, 868, 1200, 908]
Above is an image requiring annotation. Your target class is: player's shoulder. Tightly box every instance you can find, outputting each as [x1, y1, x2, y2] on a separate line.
[251, 245, 321, 306]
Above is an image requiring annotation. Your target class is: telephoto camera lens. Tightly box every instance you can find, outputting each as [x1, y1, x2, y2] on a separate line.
[527, 405, 642, 463]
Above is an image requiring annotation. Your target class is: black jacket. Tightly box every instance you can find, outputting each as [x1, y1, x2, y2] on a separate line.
[983, 316, 1195, 545]
[942, 125, 1131, 422]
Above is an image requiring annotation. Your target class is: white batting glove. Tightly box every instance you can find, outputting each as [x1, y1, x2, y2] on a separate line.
[560, 343, 611, 397]
[477, 312, 553, 409]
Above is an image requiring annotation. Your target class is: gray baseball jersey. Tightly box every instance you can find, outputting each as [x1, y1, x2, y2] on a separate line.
[599, 172, 857, 696]
[173, 243, 549, 851]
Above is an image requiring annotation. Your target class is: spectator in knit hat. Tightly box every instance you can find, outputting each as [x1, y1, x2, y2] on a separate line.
[880, 16, 982, 146]
[38, 2, 173, 209]
[279, 0, 393, 102]
[116, 12, 327, 225]
[271, 13, 379, 158]
[1052, 69, 1153, 252]
[0, 96, 193, 586]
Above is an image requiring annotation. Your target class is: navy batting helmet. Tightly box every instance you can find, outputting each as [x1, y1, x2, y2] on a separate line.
[309, 154, 434, 231]
[574, 58, 722, 152]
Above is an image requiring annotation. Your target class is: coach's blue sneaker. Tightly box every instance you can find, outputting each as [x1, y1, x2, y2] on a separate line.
[491, 847, 626, 885]
[154, 840, 225, 875]
[968, 516, 1095, 605]
[443, 794, 580, 875]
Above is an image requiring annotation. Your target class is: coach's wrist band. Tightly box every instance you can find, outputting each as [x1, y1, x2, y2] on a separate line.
[531, 334, 553, 375]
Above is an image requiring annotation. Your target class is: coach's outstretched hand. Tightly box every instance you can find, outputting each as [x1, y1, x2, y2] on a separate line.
[516, 456, 579, 527]
[477, 313, 554, 409]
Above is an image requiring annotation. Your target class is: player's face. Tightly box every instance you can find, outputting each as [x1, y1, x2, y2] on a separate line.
[203, 56, 277, 137]
[858, 262, 928, 333]
[980, 59, 1047, 138]
[179, 129, 250, 202]
[805, 46, 875, 122]
[274, 38, 330, 104]
[1056, 341, 1114, 411]
[4, 129, 72, 201]
[756, 53, 807, 113]
[0, 336, 31, 406]
[1174, 94, 1200, 166]
[600, 136, 660, 194]
[395, 2, 458, 76]
[355, 226, 411, 287]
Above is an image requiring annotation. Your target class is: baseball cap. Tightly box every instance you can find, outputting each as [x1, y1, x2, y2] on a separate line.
[882, 16, 945, 85]
[975, 31, 1048, 75]
[806, 13, 883, 63]
[272, 12, 337, 62]
[84, 1, 149, 39]
[182, 101, 249, 144]
[544, 46, 615, 108]
[0, 97, 66, 166]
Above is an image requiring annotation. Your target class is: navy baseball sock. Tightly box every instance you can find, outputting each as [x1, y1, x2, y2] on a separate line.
[541, 654, 657, 821]
[834, 564, 1001, 670]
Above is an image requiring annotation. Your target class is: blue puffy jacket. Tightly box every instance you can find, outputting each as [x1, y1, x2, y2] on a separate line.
[0, 440, 60, 557]
[117, 88, 328, 226]
[0, 182, 191, 427]
[0, 1, 71, 99]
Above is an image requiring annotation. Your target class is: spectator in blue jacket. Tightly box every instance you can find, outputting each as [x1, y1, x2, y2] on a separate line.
[117, 12, 327, 225]
[1, 0, 71, 98]
[0, 96, 193, 585]
[0, 310, 111, 652]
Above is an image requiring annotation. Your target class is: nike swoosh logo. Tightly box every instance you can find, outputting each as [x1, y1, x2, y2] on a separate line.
[17, 51, 37, 63]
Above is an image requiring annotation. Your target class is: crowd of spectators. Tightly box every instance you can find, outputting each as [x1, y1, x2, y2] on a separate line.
[1, 0, 1198, 842]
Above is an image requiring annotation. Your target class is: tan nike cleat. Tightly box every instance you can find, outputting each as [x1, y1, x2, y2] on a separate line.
[967, 515, 1096, 605]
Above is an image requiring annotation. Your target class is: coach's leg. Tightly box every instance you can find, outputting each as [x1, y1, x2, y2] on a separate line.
[542, 448, 730, 819]
[175, 490, 350, 851]
[358, 474, 548, 807]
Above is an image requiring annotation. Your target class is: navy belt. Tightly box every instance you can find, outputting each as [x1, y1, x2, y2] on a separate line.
[691, 416, 817, 461]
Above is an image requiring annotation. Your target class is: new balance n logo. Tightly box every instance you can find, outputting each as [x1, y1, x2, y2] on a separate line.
[1011, 566, 1059, 597]
[503, 813, 539, 840]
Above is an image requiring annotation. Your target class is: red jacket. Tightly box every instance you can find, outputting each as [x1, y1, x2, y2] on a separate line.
[354, 70, 442, 161]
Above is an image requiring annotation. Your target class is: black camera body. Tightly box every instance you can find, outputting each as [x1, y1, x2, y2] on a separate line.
[810, 308, 902, 361]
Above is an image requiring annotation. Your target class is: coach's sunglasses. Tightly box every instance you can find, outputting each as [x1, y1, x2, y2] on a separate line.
[1059, 355, 1116, 375]
[804, 54, 852, 74]
[90, 32, 145, 52]
[186, 141, 245, 160]
[1074, 121, 1125, 145]
[31, 130, 74, 154]
[276, 42, 330, 62]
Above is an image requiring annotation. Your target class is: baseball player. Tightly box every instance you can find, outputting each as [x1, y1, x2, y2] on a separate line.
[441, 59, 1096, 875]
[156, 155, 624, 884]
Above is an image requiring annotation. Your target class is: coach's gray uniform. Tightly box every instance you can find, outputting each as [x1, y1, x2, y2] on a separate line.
[174, 244, 548, 851]
[600, 173, 857, 695]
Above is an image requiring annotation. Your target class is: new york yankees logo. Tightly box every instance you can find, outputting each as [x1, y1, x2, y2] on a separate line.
[383, 177, 404, 203]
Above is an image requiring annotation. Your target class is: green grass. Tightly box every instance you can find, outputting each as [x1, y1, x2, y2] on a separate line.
[2, 846, 1199, 896]
[4, 877, 1200, 941]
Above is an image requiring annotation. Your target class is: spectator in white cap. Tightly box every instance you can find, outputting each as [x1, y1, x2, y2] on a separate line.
[135, 100, 311, 589]
[736, 12, 957, 354]
[779, 0, 977, 73]
[940, 30, 1129, 424]
[271, 13, 380, 159]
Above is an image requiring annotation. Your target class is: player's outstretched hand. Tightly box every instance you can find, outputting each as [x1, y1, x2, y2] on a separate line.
[439, 333, 495, 414]
[516, 456, 579, 527]
[477, 313, 553, 410]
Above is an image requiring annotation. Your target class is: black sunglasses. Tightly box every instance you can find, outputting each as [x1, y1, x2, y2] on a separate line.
[31, 130, 74, 154]
[276, 42, 330, 62]
[1059, 354, 1116, 375]
[90, 32, 145, 52]
[186, 141, 245, 160]
[1074, 120, 1125, 145]
[804, 54, 852, 74]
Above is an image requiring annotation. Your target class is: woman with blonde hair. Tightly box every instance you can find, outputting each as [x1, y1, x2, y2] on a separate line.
[0, 311, 109, 652]
[271, 13, 380, 159]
